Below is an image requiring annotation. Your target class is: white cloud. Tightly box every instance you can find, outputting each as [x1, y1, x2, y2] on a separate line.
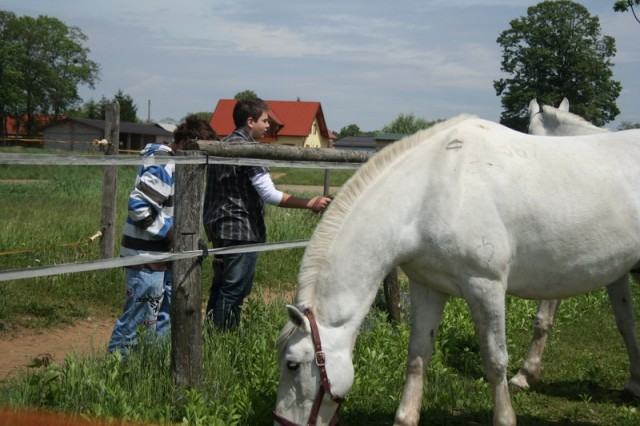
[2, 0, 637, 131]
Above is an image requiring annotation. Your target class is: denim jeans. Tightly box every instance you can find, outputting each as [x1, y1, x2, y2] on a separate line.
[206, 240, 259, 330]
[108, 267, 172, 354]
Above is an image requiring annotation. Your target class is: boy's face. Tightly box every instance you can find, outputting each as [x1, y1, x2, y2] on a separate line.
[248, 111, 270, 139]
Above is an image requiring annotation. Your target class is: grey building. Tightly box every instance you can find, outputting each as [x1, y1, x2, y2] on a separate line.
[334, 133, 404, 153]
[43, 118, 173, 152]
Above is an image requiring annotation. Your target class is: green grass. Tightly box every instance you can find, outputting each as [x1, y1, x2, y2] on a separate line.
[270, 166, 354, 187]
[1, 147, 639, 424]
[1, 289, 639, 425]
[0, 148, 345, 330]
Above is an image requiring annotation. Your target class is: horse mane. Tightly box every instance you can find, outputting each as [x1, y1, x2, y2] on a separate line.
[293, 114, 476, 312]
[541, 104, 605, 132]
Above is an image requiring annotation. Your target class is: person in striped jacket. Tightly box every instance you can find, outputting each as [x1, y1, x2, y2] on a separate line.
[108, 115, 218, 354]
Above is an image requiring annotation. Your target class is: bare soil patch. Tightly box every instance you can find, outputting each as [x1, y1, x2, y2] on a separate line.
[0, 289, 291, 381]
[0, 316, 113, 381]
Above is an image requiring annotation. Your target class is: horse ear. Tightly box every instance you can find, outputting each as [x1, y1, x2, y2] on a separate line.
[286, 305, 307, 329]
[528, 99, 540, 116]
[558, 97, 570, 111]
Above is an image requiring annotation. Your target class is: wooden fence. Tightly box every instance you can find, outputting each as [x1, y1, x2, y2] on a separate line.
[0, 107, 407, 387]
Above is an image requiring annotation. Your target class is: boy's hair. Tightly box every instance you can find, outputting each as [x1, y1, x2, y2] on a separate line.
[174, 114, 218, 143]
[233, 98, 269, 129]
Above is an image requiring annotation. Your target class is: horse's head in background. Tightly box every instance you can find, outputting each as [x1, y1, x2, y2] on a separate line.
[528, 97, 607, 136]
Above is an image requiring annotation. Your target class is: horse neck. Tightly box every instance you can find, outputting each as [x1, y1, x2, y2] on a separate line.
[303, 203, 407, 339]
[557, 122, 608, 136]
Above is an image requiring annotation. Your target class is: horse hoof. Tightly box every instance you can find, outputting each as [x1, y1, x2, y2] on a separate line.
[508, 375, 530, 392]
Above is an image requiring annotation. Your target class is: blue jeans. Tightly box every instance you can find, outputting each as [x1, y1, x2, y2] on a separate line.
[108, 267, 172, 354]
[206, 240, 259, 330]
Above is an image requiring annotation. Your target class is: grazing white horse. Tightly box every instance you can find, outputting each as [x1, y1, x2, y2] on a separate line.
[274, 115, 640, 426]
[509, 98, 640, 395]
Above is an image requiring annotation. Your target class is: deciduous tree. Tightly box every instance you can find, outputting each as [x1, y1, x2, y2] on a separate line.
[234, 90, 258, 100]
[494, 0, 620, 131]
[381, 113, 440, 135]
[0, 12, 100, 136]
[614, 0, 640, 23]
[618, 121, 640, 130]
[337, 123, 363, 138]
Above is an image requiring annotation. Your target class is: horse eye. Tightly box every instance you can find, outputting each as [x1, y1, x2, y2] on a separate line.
[286, 361, 300, 371]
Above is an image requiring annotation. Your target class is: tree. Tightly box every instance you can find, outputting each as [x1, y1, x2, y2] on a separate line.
[618, 121, 640, 130]
[0, 12, 100, 135]
[76, 98, 101, 119]
[614, 0, 640, 23]
[381, 113, 440, 135]
[0, 11, 23, 137]
[337, 123, 363, 138]
[494, 1, 621, 131]
[234, 90, 258, 100]
[74, 90, 138, 122]
[112, 89, 138, 122]
[182, 112, 212, 123]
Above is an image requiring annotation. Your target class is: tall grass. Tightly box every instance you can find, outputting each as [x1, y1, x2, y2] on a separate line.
[1, 148, 639, 424]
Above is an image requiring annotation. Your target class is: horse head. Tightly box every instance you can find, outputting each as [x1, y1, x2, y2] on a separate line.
[528, 97, 605, 136]
[273, 306, 353, 426]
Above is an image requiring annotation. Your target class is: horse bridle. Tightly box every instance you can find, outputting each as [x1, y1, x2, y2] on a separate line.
[273, 309, 344, 426]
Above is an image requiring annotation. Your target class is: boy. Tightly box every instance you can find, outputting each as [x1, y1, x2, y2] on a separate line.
[203, 98, 331, 330]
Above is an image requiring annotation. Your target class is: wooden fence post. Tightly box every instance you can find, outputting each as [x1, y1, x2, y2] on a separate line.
[383, 267, 403, 323]
[99, 101, 120, 259]
[171, 150, 205, 387]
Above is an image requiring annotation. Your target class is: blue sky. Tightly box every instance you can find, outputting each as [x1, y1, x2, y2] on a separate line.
[1, 0, 638, 132]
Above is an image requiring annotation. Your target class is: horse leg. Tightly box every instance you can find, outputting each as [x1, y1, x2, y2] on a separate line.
[394, 281, 448, 426]
[464, 277, 516, 426]
[509, 299, 562, 390]
[608, 273, 640, 397]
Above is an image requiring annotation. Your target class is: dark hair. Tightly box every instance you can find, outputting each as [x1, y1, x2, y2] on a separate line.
[232, 98, 269, 129]
[174, 114, 218, 143]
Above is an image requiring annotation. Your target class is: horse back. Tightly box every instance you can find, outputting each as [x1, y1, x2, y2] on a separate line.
[393, 121, 640, 298]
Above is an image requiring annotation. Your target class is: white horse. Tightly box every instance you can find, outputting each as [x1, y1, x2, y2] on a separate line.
[273, 115, 640, 426]
[509, 98, 640, 394]
[528, 97, 608, 136]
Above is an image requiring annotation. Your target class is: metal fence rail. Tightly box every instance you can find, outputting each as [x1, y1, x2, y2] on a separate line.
[0, 240, 309, 282]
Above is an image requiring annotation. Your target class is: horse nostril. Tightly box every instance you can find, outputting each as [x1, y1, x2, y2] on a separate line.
[286, 361, 300, 371]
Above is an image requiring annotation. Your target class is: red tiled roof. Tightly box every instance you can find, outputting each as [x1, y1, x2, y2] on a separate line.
[209, 100, 236, 136]
[3, 115, 64, 136]
[209, 99, 331, 139]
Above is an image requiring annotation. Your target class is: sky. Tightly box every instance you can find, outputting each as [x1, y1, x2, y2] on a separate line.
[1, 0, 638, 132]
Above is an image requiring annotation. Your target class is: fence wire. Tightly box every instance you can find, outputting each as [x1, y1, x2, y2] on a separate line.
[0, 240, 309, 282]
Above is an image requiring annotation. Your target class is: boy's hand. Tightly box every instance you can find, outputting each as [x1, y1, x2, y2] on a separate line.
[308, 196, 332, 212]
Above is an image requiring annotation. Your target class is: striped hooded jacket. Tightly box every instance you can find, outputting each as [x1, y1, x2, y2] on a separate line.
[120, 143, 175, 258]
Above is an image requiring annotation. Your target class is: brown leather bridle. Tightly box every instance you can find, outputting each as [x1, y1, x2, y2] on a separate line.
[273, 309, 344, 426]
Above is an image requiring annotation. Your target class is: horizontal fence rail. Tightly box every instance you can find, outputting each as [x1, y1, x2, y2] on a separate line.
[0, 240, 309, 282]
[0, 141, 374, 169]
[1, 142, 373, 281]
[0, 153, 365, 169]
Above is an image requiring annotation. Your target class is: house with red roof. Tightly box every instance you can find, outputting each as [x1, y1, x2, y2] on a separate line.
[210, 99, 334, 148]
[2, 115, 62, 141]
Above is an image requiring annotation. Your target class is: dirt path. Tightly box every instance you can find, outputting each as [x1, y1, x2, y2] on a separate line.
[0, 291, 293, 380]
[0, 316, 113, 381]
